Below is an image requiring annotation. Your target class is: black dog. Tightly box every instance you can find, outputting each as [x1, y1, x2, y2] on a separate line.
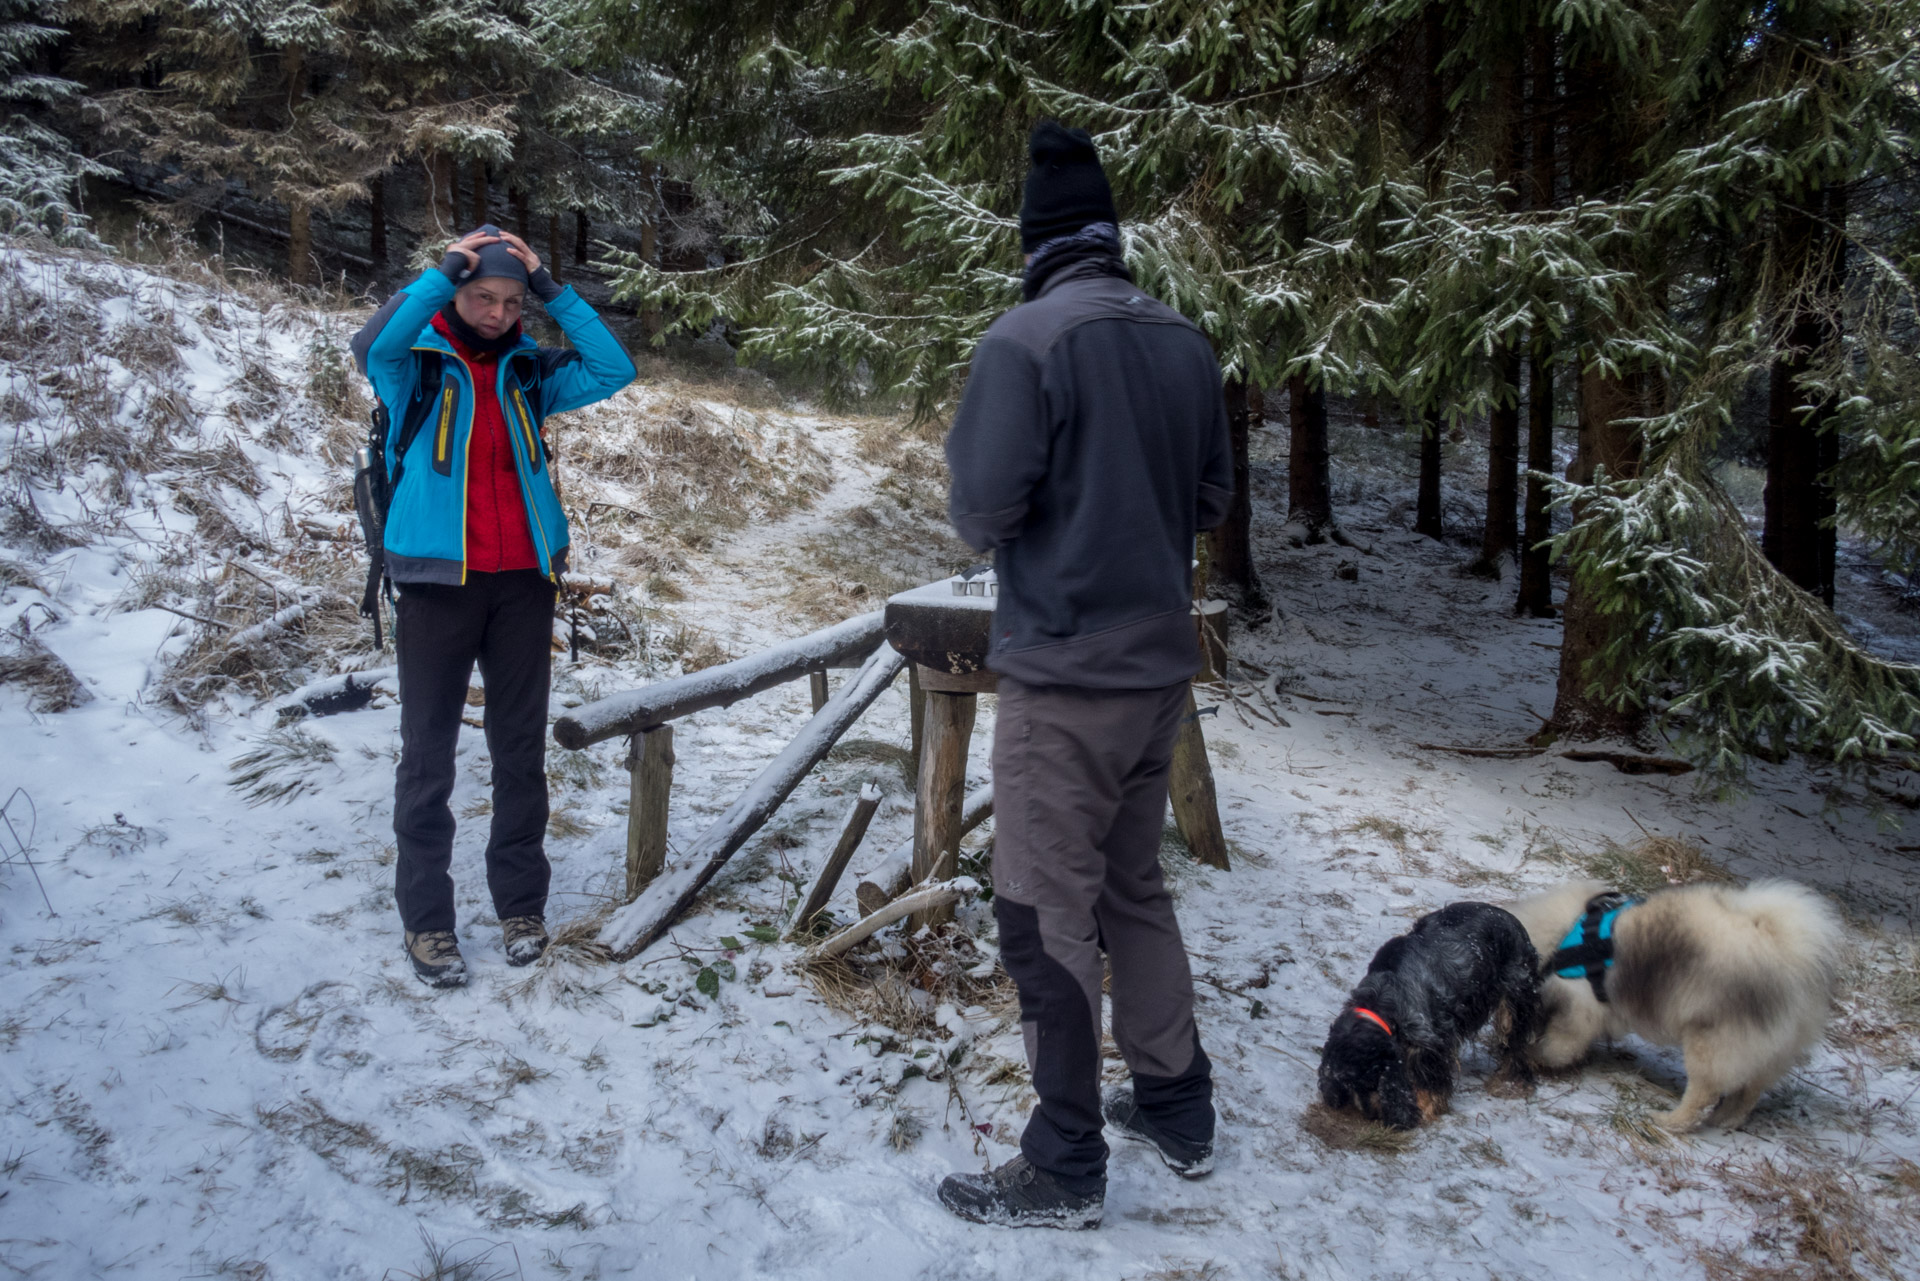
[1316, 901, 1543, 1129]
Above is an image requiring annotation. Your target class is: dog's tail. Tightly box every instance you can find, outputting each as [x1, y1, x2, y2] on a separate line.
[1725, 879, 1845, 1000]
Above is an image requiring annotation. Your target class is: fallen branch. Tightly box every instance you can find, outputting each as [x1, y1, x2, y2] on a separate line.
[805, 877, 980, 962]
[855, 783, 993, 914]
[554, 610, 886, 749]
[791, 783, 883, 935]
[1414, 742, 1548, 759]
[227, 592, 351, 651]
[1560, 749, 1695, 776]
[600, 646, 907, 960]
[274, 666, 398, 721]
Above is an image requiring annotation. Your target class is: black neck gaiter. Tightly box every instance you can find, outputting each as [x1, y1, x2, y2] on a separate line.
[438, 303, 521, 358]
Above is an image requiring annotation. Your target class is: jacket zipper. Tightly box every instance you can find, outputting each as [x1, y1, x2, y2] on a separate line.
[506, 373, 556, 578]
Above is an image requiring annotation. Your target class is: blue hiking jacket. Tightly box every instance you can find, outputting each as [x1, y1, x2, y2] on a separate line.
[350, 267, 637, 584]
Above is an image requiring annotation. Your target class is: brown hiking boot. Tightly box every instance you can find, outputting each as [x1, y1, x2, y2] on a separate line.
[502, 916, 549, 967]
[404, 930, 468, 988]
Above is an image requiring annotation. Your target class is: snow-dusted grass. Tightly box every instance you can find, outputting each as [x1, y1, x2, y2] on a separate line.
[1, 240, 1917, 1279]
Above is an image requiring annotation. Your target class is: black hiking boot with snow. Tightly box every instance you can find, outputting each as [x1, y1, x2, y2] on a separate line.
[404, 930, 468, 988]
[937, 1155, 1104, 1229]
[501, 915, 548, 967]
[1103, 1086, 1214, 1178]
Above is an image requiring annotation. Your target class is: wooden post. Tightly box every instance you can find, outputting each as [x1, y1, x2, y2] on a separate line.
[625, 725, 674, 901]
[809, 667, 829, 713]
[911, 685, 976, 928]
[792, 783, 882, 934]
[1168, 687, 1230, 870]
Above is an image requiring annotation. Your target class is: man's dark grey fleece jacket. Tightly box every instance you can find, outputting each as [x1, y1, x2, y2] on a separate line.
[946, 260, 1234, 689]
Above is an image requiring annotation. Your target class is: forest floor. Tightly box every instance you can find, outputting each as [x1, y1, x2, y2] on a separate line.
[1, 240, 1918, 1280]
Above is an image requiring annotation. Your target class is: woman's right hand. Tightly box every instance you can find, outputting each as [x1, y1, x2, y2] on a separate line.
[444, 229, 501, 273]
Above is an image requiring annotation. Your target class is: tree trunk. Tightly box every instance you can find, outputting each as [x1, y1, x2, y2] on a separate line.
[288, 204, 313, 286]
[1415, 408, 1444, 539]
[1411, 6, 1448, 543]
[368, 172, 387, 271]
[1517, 349, 1557, 615]
[511, 187, 530, 241]
[437, 154, 458, 236]
[1763, 190, 1844, 608]
[283, 47, 312, 286]
[471, 159, 489, 228]
[548, 211, 563, 284]
[1206, 376, 1265, 603]
[1543, 366, 1654, 742]
[639, 164, 662, 337]
[1516, 18, 1558, 616]
[575, 210, 590, 266]
[1285, 374, 1334, 543]
[1479, 354, 1522, 570]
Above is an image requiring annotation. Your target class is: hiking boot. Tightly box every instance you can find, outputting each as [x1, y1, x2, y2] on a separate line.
[501, 916, 549, 967]
[404, 930, 468, 989]
[1103, 1086, 1214, 1178]
[936, 1155, 1103, 1230]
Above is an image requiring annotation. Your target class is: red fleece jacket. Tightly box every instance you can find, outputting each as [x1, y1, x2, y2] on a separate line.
[433, 313, 539, 574]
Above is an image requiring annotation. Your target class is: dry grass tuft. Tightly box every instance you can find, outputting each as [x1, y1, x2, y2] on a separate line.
[0, 635, 92, 712]
[1580, 834, 1733, 896]
[1699, 1156, 1904, 1280]
[1298, 1101, 1414, 1154]
[800, 925, 1016, 1044]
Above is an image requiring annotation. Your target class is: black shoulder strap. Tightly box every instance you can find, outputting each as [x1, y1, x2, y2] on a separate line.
[387, 350, 444, 489]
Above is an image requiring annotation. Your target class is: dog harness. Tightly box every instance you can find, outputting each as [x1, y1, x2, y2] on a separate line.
[1351, 1007, 1393, 1038]
[1544, 891, 1638, 1003]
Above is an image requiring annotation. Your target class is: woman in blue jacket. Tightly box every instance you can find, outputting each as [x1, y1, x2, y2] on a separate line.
[352, 226, 637, 987]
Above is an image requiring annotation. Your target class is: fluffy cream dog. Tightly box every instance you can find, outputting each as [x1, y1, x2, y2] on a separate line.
[1504, 878, 1842, 1131]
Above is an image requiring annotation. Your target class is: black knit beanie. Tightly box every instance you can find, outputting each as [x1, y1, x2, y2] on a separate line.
[1019, 121, 1118, 253]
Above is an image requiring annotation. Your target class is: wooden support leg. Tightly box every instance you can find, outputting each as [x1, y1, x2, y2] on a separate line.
[809, 667, 829, 713]
[1168, 687, 1230, 871]
[910, 689, 976, 928]
[625, 725, 674, 901]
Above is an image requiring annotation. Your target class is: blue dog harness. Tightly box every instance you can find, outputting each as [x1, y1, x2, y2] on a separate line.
[1544, 892, 1638, 1003]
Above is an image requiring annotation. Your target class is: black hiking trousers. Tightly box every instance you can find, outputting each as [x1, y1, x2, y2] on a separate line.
[991, 676, 1215, 1190]
[393, 570, 555, 935]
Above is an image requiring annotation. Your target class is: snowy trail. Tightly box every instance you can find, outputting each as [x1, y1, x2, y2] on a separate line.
[1, 247, 1916, 1279]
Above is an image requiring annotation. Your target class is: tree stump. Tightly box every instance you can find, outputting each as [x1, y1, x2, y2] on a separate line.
[625, 725, 674, 901]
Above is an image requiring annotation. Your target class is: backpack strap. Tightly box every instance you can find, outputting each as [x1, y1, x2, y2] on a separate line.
[386, 350, 444, 496]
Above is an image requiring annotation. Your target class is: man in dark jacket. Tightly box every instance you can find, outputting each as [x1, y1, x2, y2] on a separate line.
[352, 226, 636, 988]
[936, 123, 1233, 1229]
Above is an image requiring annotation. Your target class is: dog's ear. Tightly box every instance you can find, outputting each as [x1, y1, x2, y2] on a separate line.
[1376, 1055, 1422, 1130]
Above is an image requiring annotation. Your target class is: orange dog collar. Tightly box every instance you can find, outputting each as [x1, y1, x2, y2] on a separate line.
[1352, 1007, 1393, 1038]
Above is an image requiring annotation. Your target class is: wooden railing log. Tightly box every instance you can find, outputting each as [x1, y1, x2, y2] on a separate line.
[599, 646, 907, 960]
[554, 611, 885, 750]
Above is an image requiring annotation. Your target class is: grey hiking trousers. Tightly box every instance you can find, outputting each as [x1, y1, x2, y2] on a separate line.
[991, 676, 1214, 1188]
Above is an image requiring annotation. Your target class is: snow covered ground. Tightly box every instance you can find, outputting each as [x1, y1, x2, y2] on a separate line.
[1, 243, 1917, 1280]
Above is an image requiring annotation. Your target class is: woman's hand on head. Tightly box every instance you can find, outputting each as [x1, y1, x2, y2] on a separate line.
[445, 229, 501, 273]
[497, 230, 542, 277]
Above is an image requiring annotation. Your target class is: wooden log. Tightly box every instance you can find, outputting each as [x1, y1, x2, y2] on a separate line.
[790, 783, 882, 934]
[911, 691, 977, 929]
[554, 611, 885, 749]
[809, 667, 829, 713]
[1169, 687, 1231, 870]
[807, 878, 978, 962]
[855, 784, 993, 914]
[624, 725, 674, 901]
[599, 646, 907, 960]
